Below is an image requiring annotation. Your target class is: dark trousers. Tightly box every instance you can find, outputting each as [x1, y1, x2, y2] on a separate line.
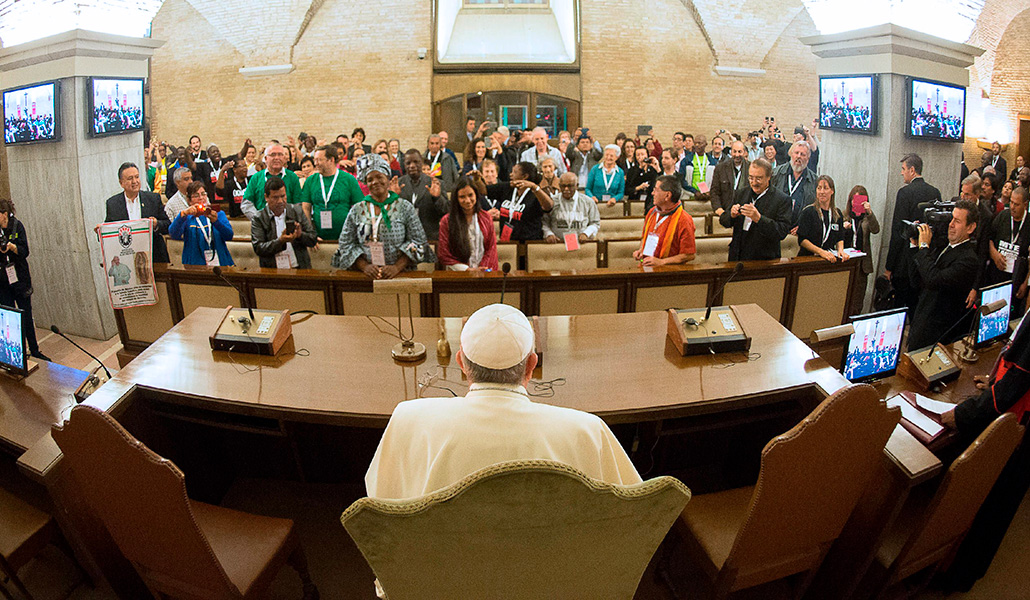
[0, 290, 40, 355]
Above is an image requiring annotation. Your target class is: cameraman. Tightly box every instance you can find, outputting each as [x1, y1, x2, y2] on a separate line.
[885, 153, 942, 310]
[906, 200, 979, 350]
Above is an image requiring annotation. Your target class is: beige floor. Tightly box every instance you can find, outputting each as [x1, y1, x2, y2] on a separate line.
[31, 327, 122, 375]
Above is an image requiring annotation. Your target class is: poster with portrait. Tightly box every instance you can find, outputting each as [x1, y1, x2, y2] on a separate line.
[98, 219, 157, 309]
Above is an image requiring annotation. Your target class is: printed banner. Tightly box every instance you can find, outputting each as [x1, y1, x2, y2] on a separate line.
[98, 219, 157, 309]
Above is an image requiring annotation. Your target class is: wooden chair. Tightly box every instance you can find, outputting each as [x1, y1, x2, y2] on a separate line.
[51, 405, 319, 600]
[671, 384, 899, 599]
[861, 413, 1024, 599]
[342, 459, 690, 600]
[0, 487, 82, 600]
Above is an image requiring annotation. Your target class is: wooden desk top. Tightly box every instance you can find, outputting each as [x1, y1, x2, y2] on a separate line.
[0, 361, 87, 456]
[79, 304, 848, 427]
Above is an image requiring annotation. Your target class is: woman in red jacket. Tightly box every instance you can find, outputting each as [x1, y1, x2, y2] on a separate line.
[436, 176, 499, 271]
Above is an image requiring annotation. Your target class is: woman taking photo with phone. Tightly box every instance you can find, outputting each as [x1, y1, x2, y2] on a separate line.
[169, 182, 234, 266]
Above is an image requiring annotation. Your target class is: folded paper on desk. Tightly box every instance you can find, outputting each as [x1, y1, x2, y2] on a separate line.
[887, 393, 948, 444]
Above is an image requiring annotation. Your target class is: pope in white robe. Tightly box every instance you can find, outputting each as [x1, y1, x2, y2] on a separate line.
[365, 304, 642, 500]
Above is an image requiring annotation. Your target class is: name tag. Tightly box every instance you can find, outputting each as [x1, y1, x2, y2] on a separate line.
[320, 210, 333, 230]
[743, 216, 753, 231]
[999, 240, 1018, 274]
[5, 264, 16, 284]
[698, 181, 709, 194]
[275, 251, 291, 269]
[639, 193, 647, 201]
[602, 195, 611, 204]
[564, 232, 580, 251]
[368, 241, 386, 266]
[643, 233, 659, 257]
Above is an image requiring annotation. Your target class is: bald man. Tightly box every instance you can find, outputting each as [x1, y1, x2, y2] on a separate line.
[241, 143, 303, 220]
[709, 140, 751, 216]
[542, 172, 601, 242]
[519, 127, 567, 176]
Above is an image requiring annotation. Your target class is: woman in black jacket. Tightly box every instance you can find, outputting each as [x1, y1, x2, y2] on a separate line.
[0, 198, 47, 361]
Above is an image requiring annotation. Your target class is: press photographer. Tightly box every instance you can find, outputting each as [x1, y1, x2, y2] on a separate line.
[905, 199, 979, 350]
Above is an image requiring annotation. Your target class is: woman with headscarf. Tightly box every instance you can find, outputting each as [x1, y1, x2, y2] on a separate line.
[332, 154, 433, 279]
[938, 317, 1030, 591]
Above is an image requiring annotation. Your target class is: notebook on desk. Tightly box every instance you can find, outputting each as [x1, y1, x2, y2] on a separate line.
[886, 392, 954, 447]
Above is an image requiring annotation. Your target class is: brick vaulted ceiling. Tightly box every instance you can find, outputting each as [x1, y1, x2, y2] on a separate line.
[680, 0, 807, 74]
[182, 0, 326, 68]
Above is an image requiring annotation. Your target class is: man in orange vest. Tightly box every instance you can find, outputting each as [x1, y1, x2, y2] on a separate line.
[633, 175, 696, 267]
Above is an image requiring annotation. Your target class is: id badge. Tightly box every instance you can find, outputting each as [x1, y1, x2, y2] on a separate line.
[210, 171, 218, 184]
[643, 233, 659, 257]
[999, 241, 1018, 274]
[368, 241, 386, 266]
[500, 224, 513, 242]
[319, 210, 333, 230]
[602, 195, 611, 204]
[743, 216, 753, 231]
[639, 193, 647, 202]
[5, 264, 16, 284]
[275, 251, 291, 269]
[564, 232, 580, 251]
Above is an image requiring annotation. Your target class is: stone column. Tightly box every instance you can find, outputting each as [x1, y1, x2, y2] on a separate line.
[0, 30, 164, 339]
[801, 25, 983, 310]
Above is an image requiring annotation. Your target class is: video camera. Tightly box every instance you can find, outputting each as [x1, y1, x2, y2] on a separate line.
[903, 200, 955, 244]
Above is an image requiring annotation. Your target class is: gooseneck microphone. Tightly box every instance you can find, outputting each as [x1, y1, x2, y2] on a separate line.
[920, 299, 1007, 363]
[50, 325, 112, 379]
[702, 262, 744, 323]
[499, 262, 512, 305]
[212, 266, 255, 322]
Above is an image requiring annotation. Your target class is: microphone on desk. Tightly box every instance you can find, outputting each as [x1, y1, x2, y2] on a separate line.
[687, 262, 744, 327]
[499, 262, 511, 305]
[920, 299, 1007, 363]
[50, 325, 112, 380]
[212, 266, 255, 323]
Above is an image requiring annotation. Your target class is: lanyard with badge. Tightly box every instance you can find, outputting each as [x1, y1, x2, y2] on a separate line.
[643, 213, 671, 257]
[999, 216, 1024, 274]
[558, 196, 580, 230]
[366, 203, 386, 266]
[788, 172, 803, 197]
[601, 167, 617, 203]
[3, 231, 15, 285]
[274, 215, 296, 269]
[820, 210, 834, 248]
[501, 187, 531, 242]
[198, 216, 218, 265]
[210, 160, 221, 184]
[318, 172, 339, 230]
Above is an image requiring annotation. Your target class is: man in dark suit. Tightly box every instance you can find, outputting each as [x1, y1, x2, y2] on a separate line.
[720, 158, 791, 261]
[709, 140, 750, 216]
[986, 142, 1007, 181]
[104, 162, 170, 263]
[251, 177, 317, 269]
[885, 153, 941, 311]
[906, 200, 980, 350]
[770, 140, 817, 229]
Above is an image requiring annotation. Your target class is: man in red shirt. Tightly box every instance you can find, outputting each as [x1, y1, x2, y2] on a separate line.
[633, 174, 696, 267]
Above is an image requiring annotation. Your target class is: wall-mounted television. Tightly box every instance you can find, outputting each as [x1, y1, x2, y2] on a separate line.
[908, 77, 966, 142]
[819, 75, 878, 135]
[2, 81, 60, 145]
[88, 77, 145, 137]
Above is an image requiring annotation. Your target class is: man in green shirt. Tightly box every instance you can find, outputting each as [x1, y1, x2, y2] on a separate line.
[300, 145, 365, 242]
[241, 143, 301, 219]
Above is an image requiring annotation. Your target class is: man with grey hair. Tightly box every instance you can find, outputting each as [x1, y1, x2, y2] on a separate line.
[364, 303, 641, 501]
[241, 143, 302, 220]
[770, 140, 817, 229]
[425, 134, 459, 194]
[520, 127, 567, 176]
[163, 166, 193, 221]
[543, 172, 601, 243]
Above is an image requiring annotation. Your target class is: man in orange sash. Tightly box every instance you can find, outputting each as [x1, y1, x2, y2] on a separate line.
[633, 174, 696, 267]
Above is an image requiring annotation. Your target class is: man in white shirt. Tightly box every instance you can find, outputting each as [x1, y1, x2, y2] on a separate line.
[163, 167, 192, 221]
[543, 173, 601, 243]
[520, 127, 567, 177]
[250, 177, 317, 269]
[365, 303, 642, 500]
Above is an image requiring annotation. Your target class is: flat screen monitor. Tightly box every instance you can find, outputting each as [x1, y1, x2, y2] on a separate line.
[841, 307, 907, 383]
[88, 77, 145, 137]
[2, 81, 60, 145]
[908, 77, 966, 142]
[818, 75, 877, 135]
[0, 305, 27, 377]
[975, 281, 1013, 348]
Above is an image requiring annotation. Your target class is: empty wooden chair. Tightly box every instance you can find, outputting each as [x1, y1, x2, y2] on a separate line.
[0, 487, 82, 600]
[672, 384, 899, 599]
[861, 412, 1023, 599]
[342, 459, 690, 600]
[51, 405, 318, 600]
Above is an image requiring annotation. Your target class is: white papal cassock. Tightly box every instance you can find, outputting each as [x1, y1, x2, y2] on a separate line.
[365, 383, 643, 500]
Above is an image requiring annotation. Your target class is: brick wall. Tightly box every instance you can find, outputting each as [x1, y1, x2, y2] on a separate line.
[149, 0, 818, 154]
